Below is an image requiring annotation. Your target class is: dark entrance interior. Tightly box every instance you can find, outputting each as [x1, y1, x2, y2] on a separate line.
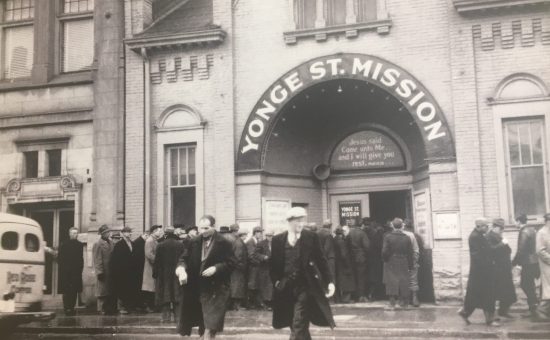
[369, 190, 410, 225]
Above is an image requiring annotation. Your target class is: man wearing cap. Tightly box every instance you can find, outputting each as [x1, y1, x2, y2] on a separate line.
[111, 226, 140, 314]
[534, 213, 550, 321]
[176, 215, 236, 339]
[270, 207, 335, 340]
[246, 226, 267, 309]
[154, 226, 185, 322]
[92, 224, 116, 315]
[228, 223, 248, 310]
[512, 214, 540, 318]
[459, 217, 499, 326]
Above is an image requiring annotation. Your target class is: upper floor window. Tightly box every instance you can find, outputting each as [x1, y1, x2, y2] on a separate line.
[24, 150, 38, 178]
[1, 0, 35, 79]
[294, 0, 378, 29]
[46, 148, 62, 176]
[60, 0, 94, 73]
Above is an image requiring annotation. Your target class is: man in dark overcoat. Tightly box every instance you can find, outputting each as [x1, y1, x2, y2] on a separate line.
[347, 223, 370, 302]
[175, 215, 236, 339]
[228, 223, 248, 310]
[335, 226, 356, 303]
[512, 214, 540, 318]
[317, 220, 336, 286]
[382, 218, 413, 308]
[270, 207, 335, 340]
[110, 226, 140, 314]
[259, 231, 274, 308]
[92, 224, 116, 314]
[459, 218, 499, 326]
[154, 226, 185, 322]
[246, 226, 267, 309]
[362, 218, 385, 301]
[58, 227, 84, 316]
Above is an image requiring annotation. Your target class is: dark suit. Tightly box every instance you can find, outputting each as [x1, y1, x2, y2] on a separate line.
[110, 238, 141, 311]
[317, 228, 336, 283]
[177, 231, 236, 336]
[347, 227, 370, 299]
[270, 229, 335, 340]
[512, 224, 539, 312]
[58, 239, 84, 313]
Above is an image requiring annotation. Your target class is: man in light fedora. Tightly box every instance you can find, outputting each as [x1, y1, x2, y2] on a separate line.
[270, 207, 335, 340]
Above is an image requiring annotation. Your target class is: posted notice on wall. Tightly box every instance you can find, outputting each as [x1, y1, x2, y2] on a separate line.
[262, 198, 292, 234]
[413, 190, 433, 249]
[433, 211, 460, 240]
[339, 201, 362, 226]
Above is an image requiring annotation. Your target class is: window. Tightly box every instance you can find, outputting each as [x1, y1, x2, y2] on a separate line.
[504, 119, 547, 218]
[1, 0, 35, 79]
[294, 0, 317, 29]
[46, 149, 62, 176]
[24, 233, 39, 252]
[168, 145, 196, 226]
[356, 0, 377, 22]
[1, 231, 18, 250]
[24, 150, 38, 178]
[325, 0, 346, 26]
[294, 0, 378, 29]
[60, 0, 94, 73]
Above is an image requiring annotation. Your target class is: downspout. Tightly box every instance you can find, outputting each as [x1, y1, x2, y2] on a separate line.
[141, 47, 151, 229]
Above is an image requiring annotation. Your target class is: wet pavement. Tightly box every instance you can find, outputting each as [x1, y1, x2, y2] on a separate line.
[6, 303, 550, 339]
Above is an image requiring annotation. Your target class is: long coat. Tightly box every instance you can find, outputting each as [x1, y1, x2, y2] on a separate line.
[230, 234, 248, 299]
[464, 228, 495, 310]
[348, 227, 370, 264]
[258, 239, 273, 301]
[154, 234, 185, 304]
[334, 234, 356, 293]
[142, 236, 158, 292]
[110, 238, 140, 301]
[382, 229, 413, 296]
[133, 236, 146, 290]
[536, 226, 550, 300]
[317, 228, 336, 281]
[364, 225, 384, 285]
[92, 237, 113, 297]
[487, 231, 517, 306]
[58, 239, 84, 294]
[177, 231, 236, 336]
[270, 229, 335, 329]
[246, 237, 266, 290]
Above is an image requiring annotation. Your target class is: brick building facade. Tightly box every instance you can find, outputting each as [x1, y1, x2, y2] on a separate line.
[1, 0, 549, 307]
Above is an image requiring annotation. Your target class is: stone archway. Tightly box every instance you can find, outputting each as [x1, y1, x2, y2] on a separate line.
[237, 53, 455, 171]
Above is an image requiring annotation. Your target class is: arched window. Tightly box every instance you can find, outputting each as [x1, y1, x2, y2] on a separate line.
[156, 105, 203, 130]
[494, 73, 548, 102]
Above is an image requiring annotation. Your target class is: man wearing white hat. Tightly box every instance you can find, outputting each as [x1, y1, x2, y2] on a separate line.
[269, 207, 335, 340]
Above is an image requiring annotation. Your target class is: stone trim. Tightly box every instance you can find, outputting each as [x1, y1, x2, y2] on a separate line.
[283, 19, 392, 45]
[4, 175, 81, 205]
[0, 71, 93, 93]
[0, 108, 93, 129]
[125, 28, 226, 53]
[453, 0, 550, 14]
[472, 18, 550, 51]
[150, 54, 214, 84]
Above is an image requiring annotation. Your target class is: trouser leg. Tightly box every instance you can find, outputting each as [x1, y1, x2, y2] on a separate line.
[290, 291, 312, 340]
[161, 303, 171, 321]
[63, 290, 77, 312]
[356, 263, 368, 299]
[520, 264, 538, 310]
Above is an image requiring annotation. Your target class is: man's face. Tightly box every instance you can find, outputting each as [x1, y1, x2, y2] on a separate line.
[289, 217, 306, 233]
[266, 235, 273, 242]
[198, 219, 214, 238]
[189, 229, 198, 237]
[254, 231, 263, 240]
[122, 231, 131, 239]
[240, 234, 247, 241]
[491, 226, 503, 235]
[478, 224, 489, 234]
[342, 225, 350, 236]
[142, 232, 149, 240]
[101, 231, 111, 240]
[154, 227, 163, 238]
[69, 229, 78, 240]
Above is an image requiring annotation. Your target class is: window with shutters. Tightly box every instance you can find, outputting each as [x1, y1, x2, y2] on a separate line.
[0, 0, 35, 79]
[167, 145, 196, 227]
[60, 0, 94, 73]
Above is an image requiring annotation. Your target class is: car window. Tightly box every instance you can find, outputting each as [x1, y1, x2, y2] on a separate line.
[25, 233, 39, 252]
[1, 231, 19, 250]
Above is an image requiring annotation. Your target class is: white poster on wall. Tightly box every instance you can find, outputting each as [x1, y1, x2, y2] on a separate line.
[433, 211, 460, 240]
[262, 198, 292, 234]
[413, 189, 433, 249]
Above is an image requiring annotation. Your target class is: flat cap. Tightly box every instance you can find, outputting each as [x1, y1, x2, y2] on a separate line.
[165, 225, 175, 234]
[252, 226, 264, 233]
[229, 223, 240, 232]
[219, 226, 230, 233]
[286, 207, 307, 221]
[492, 218, 505, 228]
[121, 226, 132, 233]
[98, 224, 110, 235]
[475, 217, 490, 227]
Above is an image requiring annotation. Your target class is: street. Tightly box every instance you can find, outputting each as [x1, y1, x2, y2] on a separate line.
[8, 303, 550, 339]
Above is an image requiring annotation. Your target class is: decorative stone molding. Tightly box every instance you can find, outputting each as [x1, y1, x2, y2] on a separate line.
[150, 54, 214, 84]
[472, 18, 550, 51]
[284, 19, 392, 44]
[5, 176, 81, 204]
[453, 0, 550, 14]
[125, 28, 226, 53]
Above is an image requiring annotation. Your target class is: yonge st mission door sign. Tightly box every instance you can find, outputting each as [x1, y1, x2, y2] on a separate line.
[237, 53, 455, 171]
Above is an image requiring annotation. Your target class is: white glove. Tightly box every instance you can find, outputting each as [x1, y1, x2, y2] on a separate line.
[201, 266, 217, 277]
[502, 238, 509, 245]
[325, 283, 335, 298]
[175, 266, 187, 285]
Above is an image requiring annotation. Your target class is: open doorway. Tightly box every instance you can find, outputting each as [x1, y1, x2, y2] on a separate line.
[369, 190, 411, 225]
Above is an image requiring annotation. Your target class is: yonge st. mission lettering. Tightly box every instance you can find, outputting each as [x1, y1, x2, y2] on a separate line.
[241, 55, 447, 155]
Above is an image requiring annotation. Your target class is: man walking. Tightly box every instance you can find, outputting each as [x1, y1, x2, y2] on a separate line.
[176, 215, 236, 339]
[92, 224, 115, 315]
[535, 213, 550, 321]
[348, 221, 370, 302]
[154, 226, 185, 322]
[58, 227, 84, 316]
[459, 218, 499, 326]
[270, 207, 335, 340]
[382, 218, 413, 309]
[512, 214, 540, 318]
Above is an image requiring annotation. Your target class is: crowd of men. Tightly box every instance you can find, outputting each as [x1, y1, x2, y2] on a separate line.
[52, 210, 550, 337]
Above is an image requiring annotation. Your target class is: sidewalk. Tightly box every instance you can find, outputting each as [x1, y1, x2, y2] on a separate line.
[10, 303, 550, 339]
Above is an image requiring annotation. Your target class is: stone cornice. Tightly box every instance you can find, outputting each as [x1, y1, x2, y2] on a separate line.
[125, 28, 226, 53]
[453, 0, 550, 14]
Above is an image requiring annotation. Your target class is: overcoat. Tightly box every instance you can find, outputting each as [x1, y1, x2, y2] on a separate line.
[270, 229, 335, 329]
[364, 225, 384, 285]
[347, 227, 370, 264]
[258, 239, 273, 301]
[487, 231, 517, 306]
[246, 237, 266, 290]
[382, 229, 413, 296]
[317, 228, 336, 280]
[142, 236, 158, 292]
[58, 239, 84, 293]
[133, 236, 146, 290]
[464, 228, 495, 310]
[536, 226, 550, 300]
[220, 232, 248, 299]
[334, 234, 356, 293]
[154, 234, 185, 304]
[513, 225, 539, 267]
[110, 238, 141, 301]
[177, 231, 236, 336]
[92, 237, 113, 297]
